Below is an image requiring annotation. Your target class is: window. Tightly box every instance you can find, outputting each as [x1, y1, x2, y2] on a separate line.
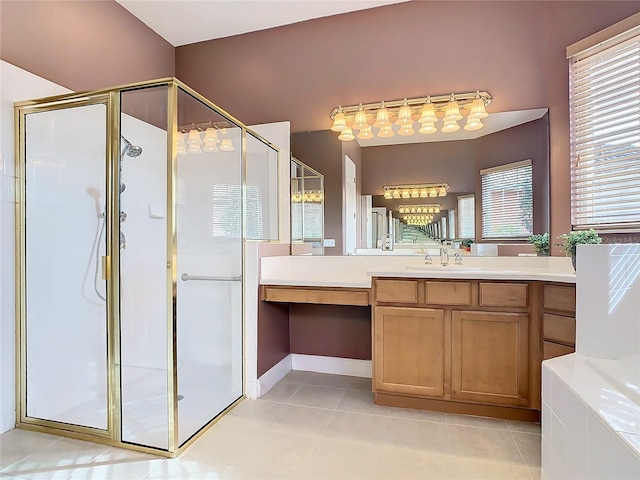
[569, 26, 640, 230]
[440, 216, 447, 240]
[457, 195, 475, 239]
[212, 184, 263, 239]
[481, 160, 533, 239]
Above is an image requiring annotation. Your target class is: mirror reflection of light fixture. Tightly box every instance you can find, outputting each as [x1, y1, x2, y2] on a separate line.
[177, 133, 187, 156]
[338, 128, 355, 141]
[357, 126, 373, 140]
[383, 184, 449, 199]
[398, 204, 441, 214]
[219, 139, 235, 151]
[329, 91, 491, 141]
[203, 127, 220, 152]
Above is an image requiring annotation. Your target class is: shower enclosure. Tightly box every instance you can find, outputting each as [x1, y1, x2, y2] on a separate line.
[14, 78, 279, 456]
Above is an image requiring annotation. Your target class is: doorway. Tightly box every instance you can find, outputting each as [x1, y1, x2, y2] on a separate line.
[343, 155, 357, 255]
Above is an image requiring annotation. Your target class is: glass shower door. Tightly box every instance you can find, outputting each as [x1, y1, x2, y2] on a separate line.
[21, 99, 111, 432]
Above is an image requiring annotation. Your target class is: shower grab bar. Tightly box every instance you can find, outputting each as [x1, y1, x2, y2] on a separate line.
[180, 273, 241, 282]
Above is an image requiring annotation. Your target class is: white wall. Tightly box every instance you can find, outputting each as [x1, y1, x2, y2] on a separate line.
[0, 61, 70, 433]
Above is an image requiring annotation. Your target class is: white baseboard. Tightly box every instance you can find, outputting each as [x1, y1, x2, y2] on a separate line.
[291, 354, 372, 378]
[255, 354, 292, 398]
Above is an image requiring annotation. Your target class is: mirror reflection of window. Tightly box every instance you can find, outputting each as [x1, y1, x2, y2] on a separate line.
[457, 195, 475, 239]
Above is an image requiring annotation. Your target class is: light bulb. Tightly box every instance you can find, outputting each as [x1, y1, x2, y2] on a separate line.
[441, 119, 460, 133]
[464, 117, 484, 131]
[352, 104, 368, 130]
[357, 126, 373, 140]
[443, 94, 462, 122]
[398, 124, 415, 136]
[395, 99, 413, 125]
[331, 106, 348, 132]
[188, 129, 201, 145]
[219, 139, 235, 151]
[377, 125, 394, 138]
[338, 128, 355, 141]
[374, 101, 391, 128]
[419, 123, 437, 135]
[418, 97, 438, 124]
[468, 92, 489, 119]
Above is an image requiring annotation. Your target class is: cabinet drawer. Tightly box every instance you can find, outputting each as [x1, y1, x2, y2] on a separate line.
[543, 341, 575, 360]
[544, 284, 576, 314]
[425, 281, 472, 305]
[543, 314, 576, 346]
[479, 283, 528, 308]
[375, 280, 418, 304]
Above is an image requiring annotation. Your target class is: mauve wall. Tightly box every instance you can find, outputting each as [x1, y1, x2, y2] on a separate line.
[290, 305, 371, 360]
[0, 0, 174, 91]
[176, 1, 640, 254]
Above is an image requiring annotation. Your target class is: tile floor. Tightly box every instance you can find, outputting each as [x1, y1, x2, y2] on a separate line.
[0, 371, 541, 479]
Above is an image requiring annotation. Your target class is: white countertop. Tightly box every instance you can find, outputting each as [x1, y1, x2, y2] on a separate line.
[260, 255, 576, 288]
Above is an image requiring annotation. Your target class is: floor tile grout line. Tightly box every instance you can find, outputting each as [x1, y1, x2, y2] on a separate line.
[508, 426, 531, 469]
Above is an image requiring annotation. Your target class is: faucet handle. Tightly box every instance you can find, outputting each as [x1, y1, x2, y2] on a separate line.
[454, 253, 463, 265]
[424, 253, 432, 265]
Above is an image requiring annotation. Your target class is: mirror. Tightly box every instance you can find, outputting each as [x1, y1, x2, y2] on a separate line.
[291, 157, 324, 255]
[357, 109, 550, 255]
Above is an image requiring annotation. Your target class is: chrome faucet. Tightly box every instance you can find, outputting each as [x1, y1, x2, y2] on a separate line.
[454, 253, 463, 265]
[424, 253, 432, 265]
[440, 248, 449, 266]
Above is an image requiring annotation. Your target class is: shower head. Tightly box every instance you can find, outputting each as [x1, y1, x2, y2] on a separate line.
[121, 136, 143, 158]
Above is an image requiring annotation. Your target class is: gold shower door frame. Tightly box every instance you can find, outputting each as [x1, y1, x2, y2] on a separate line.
[14, 78, 279, 457]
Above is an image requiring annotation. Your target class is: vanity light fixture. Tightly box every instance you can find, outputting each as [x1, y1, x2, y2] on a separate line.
[176, 121, 235, 155]
[398, 204, 441, 214]
[329, 91, 491, 141]
[383, 184, 449, 200]
[291, 190, 324, 203]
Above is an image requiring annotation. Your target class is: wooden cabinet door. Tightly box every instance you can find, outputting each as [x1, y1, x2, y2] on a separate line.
[374, 306, 445, 397]
[452, 310, 529, 407]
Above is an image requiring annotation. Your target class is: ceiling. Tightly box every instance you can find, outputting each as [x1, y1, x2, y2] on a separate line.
[115, 0, 409, 47]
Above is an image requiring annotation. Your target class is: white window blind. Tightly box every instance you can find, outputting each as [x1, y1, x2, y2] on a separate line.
[212, 184, 263, 239]
[448, 209, 456, 239]
[481, 160, 533, 239]
[457, 195, 475, 239]
[440, 216, 447, 239]
[569, 28, 640, 231]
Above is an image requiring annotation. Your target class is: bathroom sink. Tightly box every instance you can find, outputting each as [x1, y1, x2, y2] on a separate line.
[405, 265, 485, 272]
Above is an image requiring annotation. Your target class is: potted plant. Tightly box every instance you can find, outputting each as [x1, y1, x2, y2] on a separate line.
[460, 239, 474, 252]
[558, 229, 602, 269]
[528, 232, 549, 255]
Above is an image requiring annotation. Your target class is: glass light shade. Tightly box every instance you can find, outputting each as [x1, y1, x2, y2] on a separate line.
[384, 190, 393, 199]
[219, 139, 235, 151]
[441, 119, 460, 133]
[438, 187, 447, 197]
[188, 129, 202, 145]
[468, 96, 489, 119]
[374, 102, 391, 128]
[401, 190, 410, 199]
[420, 189, 428, 198]
[395, 99, 413, 125]
[398, 124, 415, 136]
[435, 207, 441, 213]
[392, 190, 401, 199]
[338, 128, 355, 141]
[357, 126, 373, 140]
[203, 141, 219, 152]
[188, 143, 202, 154]
[177, 144, 187, 156]
[443, 95, 462, 122]
[419, 122, 437, 135]
[331, 107, 348, 132]
[429, 188, 437, 197]
[352, 105, 369, 130]
[418, 99, 438, 124]
[204, 127, 220, 143]
[377, 125, 394, 138]
[411, 190, 419, 198]
[464, 117, 484, 131]
[410, 207, 416, 213]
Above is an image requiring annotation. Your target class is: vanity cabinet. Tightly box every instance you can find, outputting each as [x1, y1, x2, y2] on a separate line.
[374, 306, 445, 398]
[542, 283, 576, 360]
[372, 277, 539, 421]
[451, 310, 529, 406]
